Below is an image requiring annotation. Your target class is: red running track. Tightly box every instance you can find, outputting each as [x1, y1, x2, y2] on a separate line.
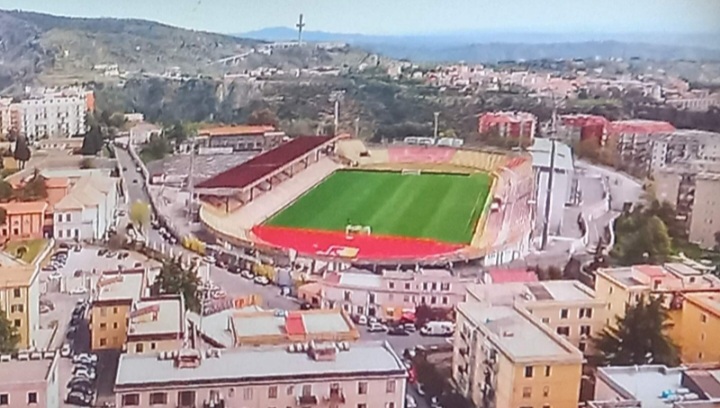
[251, 225, 464, 260]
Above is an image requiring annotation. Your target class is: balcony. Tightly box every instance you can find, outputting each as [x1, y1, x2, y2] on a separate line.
[296, 395, 319, 405]
[202, 401, 224, 408]
[323, 391, 346, 404]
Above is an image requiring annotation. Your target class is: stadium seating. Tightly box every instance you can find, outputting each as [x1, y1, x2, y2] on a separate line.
[388, 146, 456, 164]
[450, 150, 507, 172]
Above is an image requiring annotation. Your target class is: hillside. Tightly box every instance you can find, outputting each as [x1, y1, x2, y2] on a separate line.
[0, 10, 379, 91]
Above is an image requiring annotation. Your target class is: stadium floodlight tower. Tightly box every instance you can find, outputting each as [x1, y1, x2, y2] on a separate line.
[296, 14, 306, 46]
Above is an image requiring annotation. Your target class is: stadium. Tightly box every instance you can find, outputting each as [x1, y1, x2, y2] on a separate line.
[196, 136, 534, 266]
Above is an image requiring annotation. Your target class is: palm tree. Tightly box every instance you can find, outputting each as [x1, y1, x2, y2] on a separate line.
[593, 295, 679, 366]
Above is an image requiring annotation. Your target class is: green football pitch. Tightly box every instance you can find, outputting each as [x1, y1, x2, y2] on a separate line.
[264, 170, 492, 244]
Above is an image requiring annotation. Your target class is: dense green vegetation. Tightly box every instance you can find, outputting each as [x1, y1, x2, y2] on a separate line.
[265, 170, 491, 244]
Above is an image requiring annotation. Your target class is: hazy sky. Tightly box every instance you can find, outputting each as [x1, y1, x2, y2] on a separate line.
[1, 0, 719, 35]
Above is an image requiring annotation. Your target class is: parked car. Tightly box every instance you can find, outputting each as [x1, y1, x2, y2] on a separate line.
[405, 394, 418, 408]
[353, 315, 368, 326]
[73, 364, 96, 375]
[203, 255, 216, 264]
[300, 303, 313, 310]
[73, 245, 82, 252]
[73, 367, 96, 380]
[61, 344, 72, 357]
[73, 353, 98, 364]
[403, 323, 417, 332]
[59, 243, 70, 249]
[254, 275, 270, 285]
[105, 251, 117, 258]
[97, 249, 107, 256]
[67, 378, 93, 389]
[66, 391, 93, 406]
[228, 265, 241, 274]
[420, 321, 454, 337]
[42, 265, 57, 272]
[70, 286, 88, 295]
[388, 326, 410, 336]
[240, 270, 254, 280]
[368, 322, 388, 333]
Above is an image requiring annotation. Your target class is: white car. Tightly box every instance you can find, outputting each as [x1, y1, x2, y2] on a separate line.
[73, 367, 96, 380]
[240, 270, 254, 280]
[405, 395, 418, 408]
[203, 255, 216, 264]
[70, 286, 88, 295]
[254, 276, 270, 285]
[73, 353, 97, 364]
[367, 322, 388, 333]
[60, 344, 72, 358]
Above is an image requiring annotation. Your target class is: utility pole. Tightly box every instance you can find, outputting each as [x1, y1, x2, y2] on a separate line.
[433, 112, 440, 142]
[296, 14, 305, 46]
[541, 138, 557, 250]
[187, 135, 196, 219]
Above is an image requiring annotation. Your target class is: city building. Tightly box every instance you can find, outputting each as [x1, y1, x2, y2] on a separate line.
[0, 202, 48, 241]
[90, 269, 146, 351]
[595, 262, 720, 363]
[53, 174, 120, 241]
[465, 280, 607, 354]
[654, 165, 720, 249]
[126, 295, 186, 354]
[3, 88, 92, 139]
[196, 125, 286, 152]
[114, 341, 407, 408]
[298, 268, 479, 320]
[0, 265, 40, 349]
[478, 111, 537, 139]
[528, 138, 576, 236]
[0, 352, 60, 408]
[35, 137, 84, 152]
[591, 364, 720, 407]
[649, 130, 720, 174]
[608, 120, 676, 174]
[227, 309, 359, 347]
[557, 114, 610, 147]
[666, 89, 720, 112]
[128, 122, 162, 145]
[453, 303, 583, 408]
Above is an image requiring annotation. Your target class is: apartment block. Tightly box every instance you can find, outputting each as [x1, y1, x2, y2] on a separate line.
[0, 265, 41, 349]
[126, 296, 186, 354]
[298, 268, 478, 320]
[608, 119, 676, 174]
[649, 130, 720, 174]
[669, 292, 720, 364]
[453, 303, 583, 408]
[478, 111, 537, 139]
[465, 280, 606, 355]
[591, 364, 720, 407]
[0, 352, 60, 408]
[557, 114, 610, 147]
[0, 88, 93, 139]
[0, 202, 48, 241]
[114, 341, 407, 408]
[90, 270, 146, 351]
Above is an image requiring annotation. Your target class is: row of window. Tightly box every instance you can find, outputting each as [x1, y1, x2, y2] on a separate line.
[342, 291, 449, 305]
[121, 381, 398, 406]
[0, 391, 38, 405]
[387, 281, 452, 292]
[557, 307, 593, 320]
[56, 213, 72, 222]
[56, 228, 79, 239]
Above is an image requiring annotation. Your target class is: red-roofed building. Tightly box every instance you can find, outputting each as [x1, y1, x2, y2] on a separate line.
[558, 114, 610, 146]
[197, 125, 285, 152]
[196, 136, 338, 212]
[484, 268, 539, 284]
[478, 111, 536, 139]
[284, 312, 306, 337]
[608, 120, 675, 172]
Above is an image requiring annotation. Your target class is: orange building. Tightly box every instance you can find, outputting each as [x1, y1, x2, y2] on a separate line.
[0, 202, 48, 241]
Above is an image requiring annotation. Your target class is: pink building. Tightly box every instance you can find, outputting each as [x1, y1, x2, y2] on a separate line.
[558, 114, 610, 147]
[298, 268, 479, 320]
[114, 342, 407, 408]
[0, 352, 59, 408]
[478, 111, 537, 139]
[0, 202, 48, 241]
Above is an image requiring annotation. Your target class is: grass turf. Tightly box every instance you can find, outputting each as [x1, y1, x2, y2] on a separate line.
[264, 170, 491, 244]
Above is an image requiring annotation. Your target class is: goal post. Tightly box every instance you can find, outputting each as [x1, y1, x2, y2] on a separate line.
[401, 169, 421, 176]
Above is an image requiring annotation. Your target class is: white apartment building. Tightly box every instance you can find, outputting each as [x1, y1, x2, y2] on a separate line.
[53, 174, 119, 241]
[649, 129, 720, 174]
[0, 88, 91, 139]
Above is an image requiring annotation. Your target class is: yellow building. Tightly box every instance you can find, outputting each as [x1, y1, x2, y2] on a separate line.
[0, 264, 40, 349]
[90, 270, 145, 351]
[126, 295, 186, 354]
[453, 303, 583, 408]
[466, 280, 607, 355]
[670, 292, 720, 364]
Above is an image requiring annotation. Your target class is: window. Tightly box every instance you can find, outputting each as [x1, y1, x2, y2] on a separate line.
[99, 338, 107, 346]
[579, 308, 593, 318]
[149, 392, 167, 405]
[177, 391, 195, 407]
[113, 307, 119, 314]
[122, 394, 140, 406]
[579, 342, 587, 352]
[369, 293, 376, 304]
[14, 319, 21, 328]
[100, 323, 107, 330]
[442, 296, 448, 305]
[135, 343, 144, 353]
[358, 381, 368, 395]
[609, 286, 613, 294]
[100, 308, 107, 317]
[0, 394, 7, 405]
[580, 325, 591, 336]
[113, 322, 119, 329]
[522, 386, 532, 398]
[431, 296, 437, 305]
[243, 388, 253, 400]
[10, 304, 23, 313]
[66, 213, 71, 222]
[701, 314, 707, 323]
[543, 386, 550, 397]
[344, 291, 351, 301]
[27, 392, 38, 404]
[541, 317, 550, 324]
[301, 385, 312, 396]
[441, 282, 450, 291]
[545, 366, 551, 377]
[268, 386, 278, 399]
[151, 342, 157, 350]
[388, 282, 394, 289]
[524, 366, 533, 378]
[286, 386, 294, 396]
[556, 326, 570, 336]
[358, 405, 367, 408]
[13, 288, 20, 298]
[560, 309, 568, 319]
[386, 380, 396, 393]
[58, 229, 63, 238]
[57, 214, 63, 223]
[405, 283, 411, 290]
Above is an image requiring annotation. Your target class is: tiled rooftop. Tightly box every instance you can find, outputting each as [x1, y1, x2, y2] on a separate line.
[0, 354, 55, 385]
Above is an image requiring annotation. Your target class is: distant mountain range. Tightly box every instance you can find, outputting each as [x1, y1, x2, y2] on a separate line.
[238, 27, 720, 63]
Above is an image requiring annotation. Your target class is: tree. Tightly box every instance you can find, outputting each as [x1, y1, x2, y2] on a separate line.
[80, 157, 95, 169]
[18, 171, 47, 202]
[593, 295, 679, 366]
[80, 124, 104, 155]
[151, 257, 201, 312]
[0, 207, 6, 225]
[129, 201, 151, 232]
[13, 135, 31, 169]
[0, 180, 13, 202]
[108, 232, 126, 250]
[613, 210, 672, 265]
[140, 134, 171, 162]
[247, 108, 279, 127]
[413, 358, 446, 399]
[0, 313, 20, 353]
[163, 122, 189, 145]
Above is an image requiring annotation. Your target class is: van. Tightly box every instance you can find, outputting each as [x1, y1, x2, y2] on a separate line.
[420, 321, 454, 337]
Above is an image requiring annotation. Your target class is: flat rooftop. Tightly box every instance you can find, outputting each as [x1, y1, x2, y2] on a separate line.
[457, 303, 580, 362]
[686, 293, 720, 317]
[95, 271, 145, 302]
[188, 306, 264, 348]
[598, 267, 646, 288]
[128, 297, 184, 337]
[0, 265, 38, 287]
[196, 136, 335, 190]
[115, 341, 405, 388]
[597, 365, 685, 406]
[0, 356, 54, 385]
[466, 280, 596, 305]
[231, 309, 356, 339]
